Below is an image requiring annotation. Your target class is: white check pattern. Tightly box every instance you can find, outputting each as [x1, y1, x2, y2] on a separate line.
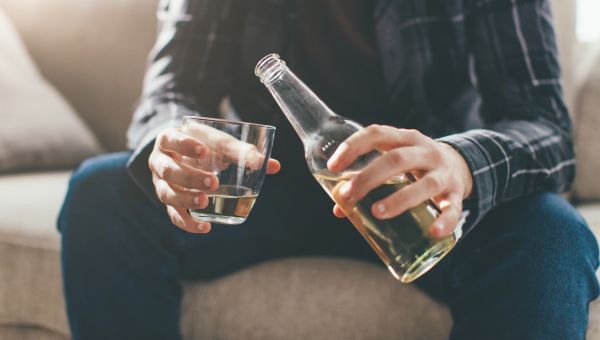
[127, 0, 575, 235]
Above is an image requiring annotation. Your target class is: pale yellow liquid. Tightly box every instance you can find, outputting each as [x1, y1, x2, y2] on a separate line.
[314, 171, 455, 282]
[189, 185, 258, 225]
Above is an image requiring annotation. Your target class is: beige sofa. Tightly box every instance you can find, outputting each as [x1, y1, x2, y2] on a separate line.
[0, 0, 599, 339]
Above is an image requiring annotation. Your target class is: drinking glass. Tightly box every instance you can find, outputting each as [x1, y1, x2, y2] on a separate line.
[181, 116, 276, 225]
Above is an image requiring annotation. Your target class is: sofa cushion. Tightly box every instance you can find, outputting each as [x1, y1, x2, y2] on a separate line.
[2, 171, 600, 339]
[0, 8, 101, 174]
[182, 258, 452, 340]
[0, 326, 68, 340]
[0, 0, 159, 151]
[0, 172, 71, 337]
[0, 171, 453, 339]
[574, 56, 600, 201]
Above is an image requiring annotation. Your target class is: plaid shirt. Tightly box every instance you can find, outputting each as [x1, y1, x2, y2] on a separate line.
[127, 0, 574, 236]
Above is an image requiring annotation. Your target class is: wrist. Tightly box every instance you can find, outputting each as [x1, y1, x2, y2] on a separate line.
[439, 142, 473, 199]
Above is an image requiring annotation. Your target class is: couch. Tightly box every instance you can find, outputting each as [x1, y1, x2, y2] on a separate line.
[0, 0, 599, 339]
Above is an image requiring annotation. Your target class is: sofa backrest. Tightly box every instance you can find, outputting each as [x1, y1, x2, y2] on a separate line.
[0, 0, 159, 151]
[573, 56, 600, 201]
[0, 0, 596, 180]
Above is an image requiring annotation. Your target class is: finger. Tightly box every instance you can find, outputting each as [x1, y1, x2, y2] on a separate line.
[158, 129, 208, 158]
[328, 126, 425, 172]
[150, 152, 219, 191]
[184, 122, 272, 172]
[266, 158, 281, 175]
[370, 172, 446, 220]
[337, 147, 432, 204]
[333, 204, 346, 218]
[220, 141, 266, 170]
[154, 178, 209, 209]
[185, 123, 254, 166]
[166, 205, 212, 234]
[430, 193, 463, 238]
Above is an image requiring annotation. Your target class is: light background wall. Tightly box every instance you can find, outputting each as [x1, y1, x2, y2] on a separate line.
[551, 0, 600, 114]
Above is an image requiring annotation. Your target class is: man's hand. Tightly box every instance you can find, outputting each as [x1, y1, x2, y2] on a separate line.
[327, 125, 472, 237]
[148, 126, 281, 234]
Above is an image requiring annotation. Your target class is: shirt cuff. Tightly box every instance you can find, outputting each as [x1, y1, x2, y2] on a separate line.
[437, 130, 496, 236]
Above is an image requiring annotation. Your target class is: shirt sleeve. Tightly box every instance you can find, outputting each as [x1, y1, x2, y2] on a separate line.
[438, 0, 575, 234]
[125, 0, 245, 200]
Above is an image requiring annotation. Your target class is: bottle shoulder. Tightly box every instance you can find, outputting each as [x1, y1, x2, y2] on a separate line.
[304, 117, 378, 173]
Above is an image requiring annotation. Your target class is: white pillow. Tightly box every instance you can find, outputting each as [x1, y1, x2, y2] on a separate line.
[0, 7, 101, 173]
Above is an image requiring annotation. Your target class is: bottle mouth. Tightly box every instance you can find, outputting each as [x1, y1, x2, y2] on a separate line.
[255, 53, 286, 85]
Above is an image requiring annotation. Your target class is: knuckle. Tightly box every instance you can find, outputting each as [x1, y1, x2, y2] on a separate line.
[392, 188, 410, 205]
[404, 129, 421, 140]
[244, 144, 260, 158]
[179, 171, 194, 188]
[425, 175, 443, 191]
[387, 150, 404, 166]
[148, 153, 157, 172]
[190, 172, 209, 190]
[157, 131, 170, 146]
[157, 189, 169, 204]
[160, 164, 173, 179]
[174, 135, 186, 148]
[352, 172, 367, 189]
[366, 124, 383, 136]
[168, 209, 179, 226]
[181, 135, 198, 151]
[409, 128, 420, 136]
[428, 147, 443, 162]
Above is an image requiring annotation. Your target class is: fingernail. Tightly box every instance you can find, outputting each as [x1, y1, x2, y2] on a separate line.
[376, 203, 386, 216]
[197, 223, 208, 232]
[195, 145, 204, 157]
[339, 182, 352, 198]
[193, 196, 201, 206]
[203, 177, 212, 188]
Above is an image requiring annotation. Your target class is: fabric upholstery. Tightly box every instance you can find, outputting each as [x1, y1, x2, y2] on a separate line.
[0, 8, 100, 173]
[1, 171, 600, 339]
[181, 258, 451, 340]
[574, 56, 600, 200]
[0, 0, 159, 151]
[0, 172, 453, 339]
[0, 327, 68, 340]
[0, 172, 71, 337]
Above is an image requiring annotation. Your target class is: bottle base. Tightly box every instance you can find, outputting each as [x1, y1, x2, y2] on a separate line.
[387, 238, 456, 283]
[188, 211, 246, 225]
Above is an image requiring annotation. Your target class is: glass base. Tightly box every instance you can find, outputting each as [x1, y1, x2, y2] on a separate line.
[387, 238, 456, 283]
[188, 211, 246, 225]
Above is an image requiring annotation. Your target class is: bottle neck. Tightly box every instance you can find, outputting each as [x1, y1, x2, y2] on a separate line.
[256, 54, 337, 144]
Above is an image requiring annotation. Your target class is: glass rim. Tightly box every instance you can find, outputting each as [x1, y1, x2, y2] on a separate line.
[183, 116, 276, 131]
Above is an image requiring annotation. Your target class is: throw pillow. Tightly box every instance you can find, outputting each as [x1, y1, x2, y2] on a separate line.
[0, 7, 101, 173]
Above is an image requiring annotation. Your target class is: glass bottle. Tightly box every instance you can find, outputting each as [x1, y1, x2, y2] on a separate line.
[255, 54, 456, 282]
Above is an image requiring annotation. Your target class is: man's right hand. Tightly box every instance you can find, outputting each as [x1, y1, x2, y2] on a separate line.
[148, 127, 281, 234]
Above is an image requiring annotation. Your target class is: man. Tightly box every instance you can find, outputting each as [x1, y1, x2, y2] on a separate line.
[58, 0, 599, 339]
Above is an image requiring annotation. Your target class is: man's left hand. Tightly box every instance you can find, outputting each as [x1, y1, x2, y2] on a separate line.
[327, 125, 473, 237]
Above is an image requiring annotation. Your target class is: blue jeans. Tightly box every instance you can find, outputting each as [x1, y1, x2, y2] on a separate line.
[58, 152, 600, 339]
